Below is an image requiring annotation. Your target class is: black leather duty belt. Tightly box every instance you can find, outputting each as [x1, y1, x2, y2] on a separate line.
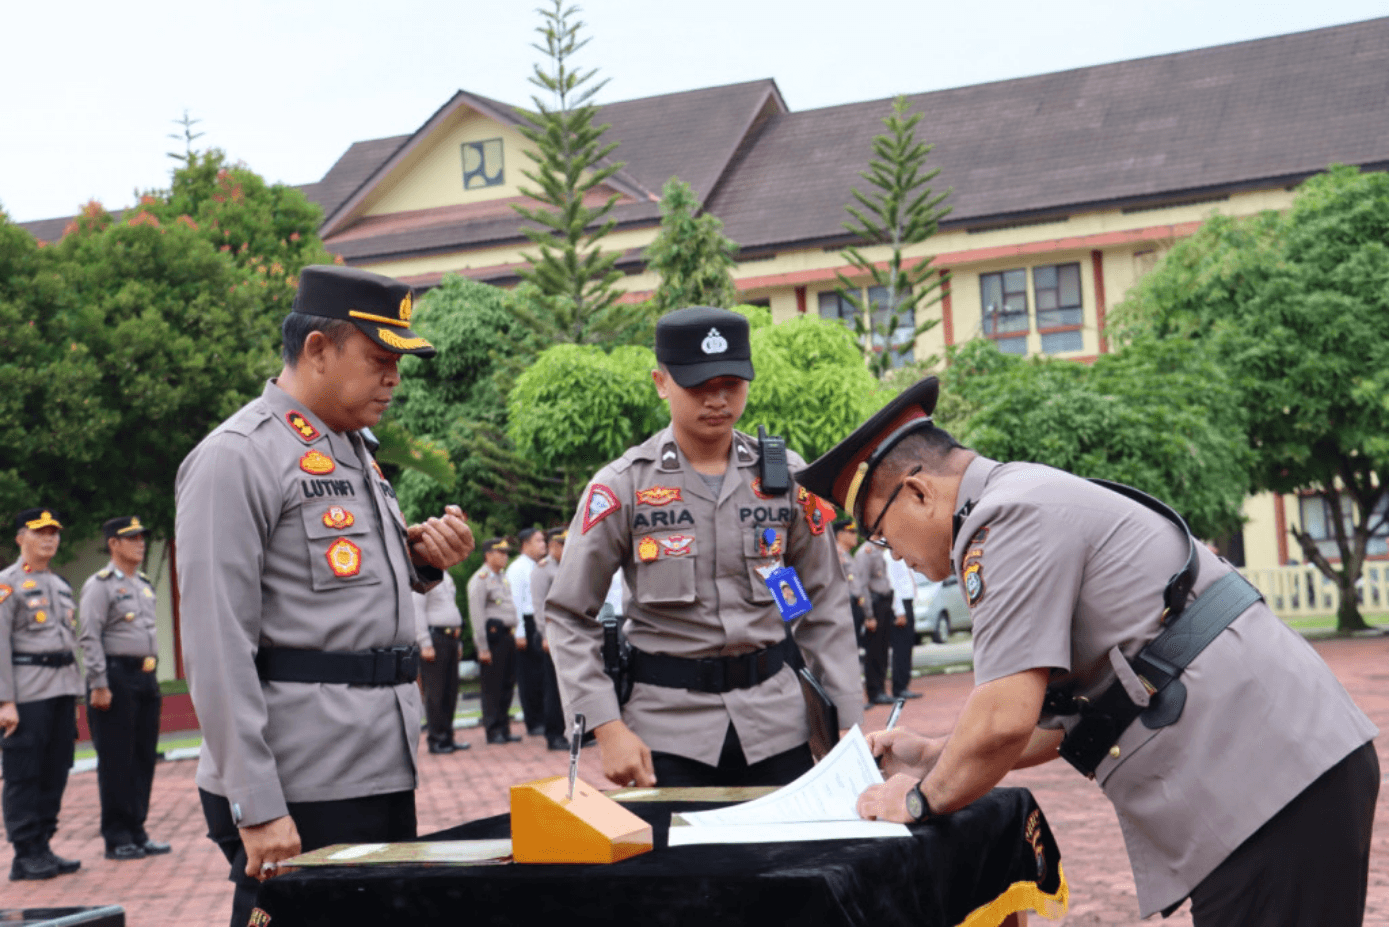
[255, 646, 420, 686]
[12, 651, 76, 667]
[629, 638, 793, 694]
[109, 655, 158, 672]
[429, 626, 462, 640]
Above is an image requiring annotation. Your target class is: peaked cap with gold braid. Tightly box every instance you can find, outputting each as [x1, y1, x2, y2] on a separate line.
[292, 265, 436, 357]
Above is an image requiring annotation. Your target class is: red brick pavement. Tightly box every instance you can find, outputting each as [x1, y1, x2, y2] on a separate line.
[6, 635, 1387, 925]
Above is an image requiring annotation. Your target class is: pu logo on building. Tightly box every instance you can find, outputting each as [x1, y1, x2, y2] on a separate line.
[701, 328, 728, 354]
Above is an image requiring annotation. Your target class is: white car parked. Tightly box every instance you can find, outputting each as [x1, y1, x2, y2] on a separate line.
[912, 572, 973, 644]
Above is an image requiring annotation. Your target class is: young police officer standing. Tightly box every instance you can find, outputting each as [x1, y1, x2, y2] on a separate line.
[78, 516, 172, 861]
[546, 307, 862, 788]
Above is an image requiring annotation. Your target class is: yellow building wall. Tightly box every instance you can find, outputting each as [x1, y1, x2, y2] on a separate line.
[1242, 492, 1286, 571]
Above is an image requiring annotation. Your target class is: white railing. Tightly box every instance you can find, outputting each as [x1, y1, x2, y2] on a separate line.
[1239, 563, 1389, 618]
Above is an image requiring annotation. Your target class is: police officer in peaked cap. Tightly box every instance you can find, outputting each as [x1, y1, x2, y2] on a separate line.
[176, 264, 475, 927]
[545, 307, 863, 789]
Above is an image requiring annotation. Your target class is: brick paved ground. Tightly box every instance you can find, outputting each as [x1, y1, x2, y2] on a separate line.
[6, 634, 1386, 925]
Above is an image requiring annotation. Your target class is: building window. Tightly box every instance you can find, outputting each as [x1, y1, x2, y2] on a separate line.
[462, 139, 504, 190]
[980, 269, 1028, 355]
[1034, 262, 1083, 354]
[1298, 494, 1389, 561]
[820, 288, 916, 367]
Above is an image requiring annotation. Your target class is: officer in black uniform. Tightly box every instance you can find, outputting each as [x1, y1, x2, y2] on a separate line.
[77, 516, 172, 860]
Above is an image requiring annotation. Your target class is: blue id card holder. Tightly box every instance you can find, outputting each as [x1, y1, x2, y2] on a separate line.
[763, 565, 812, 621]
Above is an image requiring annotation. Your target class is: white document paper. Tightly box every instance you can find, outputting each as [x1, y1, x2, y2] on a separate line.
[672, 726, 910, 841]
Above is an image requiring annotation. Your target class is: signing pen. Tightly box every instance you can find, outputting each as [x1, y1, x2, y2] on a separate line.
[884, 696, 906, 732]
[567, 712, 586, 800]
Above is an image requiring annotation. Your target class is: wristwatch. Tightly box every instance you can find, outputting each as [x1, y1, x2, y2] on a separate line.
[905, 779, 935, 823]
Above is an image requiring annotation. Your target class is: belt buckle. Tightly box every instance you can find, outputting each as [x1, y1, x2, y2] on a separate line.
[141, 656, 157, 673]
[698, 657, 725, 693]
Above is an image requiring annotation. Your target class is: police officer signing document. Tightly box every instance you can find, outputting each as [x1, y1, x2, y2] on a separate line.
[176, 265, 474, 927]
[797, 376, 1379, 926]
[546, 307, 862, 789]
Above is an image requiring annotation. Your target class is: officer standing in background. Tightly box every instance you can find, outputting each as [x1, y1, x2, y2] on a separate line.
[0, 508, 82, 881]
[78, 516, 172, 861]
[546, 307, 862, 789]
[530, 528, 568, 750]
[506, 527, 547, 736]
[833, 517, 866, 646]
[853, 536, 894, 706]
[413, 571, 469, 754]
[799, 376, 1379, 926]
[886, 553, 920, 699]
[176, 265, 474, 927]
[469, 539, 523, 745]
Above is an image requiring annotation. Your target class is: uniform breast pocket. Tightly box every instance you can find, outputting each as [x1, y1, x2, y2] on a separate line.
[632, 532, 697, 607]
[741, 527, 787, 605]
[301, 503, 384, 592]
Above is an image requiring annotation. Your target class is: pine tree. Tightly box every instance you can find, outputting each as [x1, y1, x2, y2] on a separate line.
[836, 95, 952, 378]
[512, 0, 642, 344]
[644, 177, 739, 313]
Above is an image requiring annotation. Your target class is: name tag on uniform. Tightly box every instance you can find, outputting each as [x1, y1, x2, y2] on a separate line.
[761, 565, 812, 622]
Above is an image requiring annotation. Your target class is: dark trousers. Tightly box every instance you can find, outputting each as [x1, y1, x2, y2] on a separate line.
[541, 648, 566, 742]
[1, 695, 76, 854]
[891, 598, 914, 695]
[863, 592, 893, 698]
[1186, 740, 1379, 926]
[89, 657, 162, 849]
[420, 628, 461, 748]
[201, 787, 416, 927]
[850, 597, 866, 646]
[651, 724, 814, 788]
[515, 614, 545, 732]
[480, 619, 516, 740]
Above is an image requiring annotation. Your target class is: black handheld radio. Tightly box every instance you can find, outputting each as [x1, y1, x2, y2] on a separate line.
[757, 425, 790, 496]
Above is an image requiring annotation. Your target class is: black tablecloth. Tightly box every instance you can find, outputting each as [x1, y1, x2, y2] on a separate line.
[255, 787, 1065, 927]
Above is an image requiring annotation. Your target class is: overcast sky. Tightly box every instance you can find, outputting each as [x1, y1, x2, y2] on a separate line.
[3, 0, 1385, 223]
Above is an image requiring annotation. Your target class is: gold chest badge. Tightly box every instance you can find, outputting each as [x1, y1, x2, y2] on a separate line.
[325, 538, 362, 578]
[300, 450, 336, 475]
[322, 506, 356, 530]
[637, 536, 659, 562]
[635, 486, 682, 507]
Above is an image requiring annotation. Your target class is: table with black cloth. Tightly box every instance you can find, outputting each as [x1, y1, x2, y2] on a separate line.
[254, 787, 1067, 927]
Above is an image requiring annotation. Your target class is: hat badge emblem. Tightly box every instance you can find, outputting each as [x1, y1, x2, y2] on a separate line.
[701, 328, 728, 355]
[399, 292, 413, 323]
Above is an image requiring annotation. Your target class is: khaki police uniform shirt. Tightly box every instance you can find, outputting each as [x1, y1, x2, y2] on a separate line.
[175, 380, 429, 828]
[546, 426, 863, 767]
[77, 564, 159, 690]
[530, 557, 559, 638]
[0, 560, 82, 704]
[413, 571, 462, 630]
[953, 456, 1377, 916]
[853, 543, 892, 597]
[467, 566, 515, 654]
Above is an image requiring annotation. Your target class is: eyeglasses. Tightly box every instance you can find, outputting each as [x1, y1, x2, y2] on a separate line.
[865, 465, 923, 549]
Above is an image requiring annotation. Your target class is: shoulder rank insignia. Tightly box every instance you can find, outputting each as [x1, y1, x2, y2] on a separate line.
[581, 484, 620, 533]
[299, 450, 336, 475]
[659, 443, 679, 470]
[0, 584, 9, 604]
[637, 536, 659, 562]
[636, 486, 682, 507]
[286, 410, 321, 442]
[97, 567, 113, 579]
[325, 538, 362, 578]
[736, 441, 754, 461]
[322, 506, 356, 530]
[796, 486, 833, 536]
[660, 535, 693, 557]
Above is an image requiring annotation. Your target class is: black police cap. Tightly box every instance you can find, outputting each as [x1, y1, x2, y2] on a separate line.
[292, 265, 436, 358]
[655, 307, 754, 388]
[481, 537, 511, 554]
[103, 516, 151, 540]
[545, 527, 569, 543]
[16, 508, 62, 531]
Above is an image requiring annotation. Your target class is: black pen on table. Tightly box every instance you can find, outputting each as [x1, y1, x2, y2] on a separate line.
[567, 713, 586, 800]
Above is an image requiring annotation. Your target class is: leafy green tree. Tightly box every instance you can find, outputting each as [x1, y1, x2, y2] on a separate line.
[1115, 165, 1389, 630]
[513, 0, 646, 345]
[644, 177, 739, 313]
[940, 338, 1251, 541]
[836, 95, 951, 378]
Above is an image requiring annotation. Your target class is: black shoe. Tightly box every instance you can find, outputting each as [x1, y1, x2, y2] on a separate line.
[547, 737, 570, 751]
[10, 854, 59, 880]
[428, 742, 456, 754]
[527, 727, 546, 737]
[40, 848, 81, 874]
[486, 733, 522, 745]
[139, 840, 171, 856]
[894, 690, 923, 700]
[106, 844, 146, 861]
[869, 693, 896, 705]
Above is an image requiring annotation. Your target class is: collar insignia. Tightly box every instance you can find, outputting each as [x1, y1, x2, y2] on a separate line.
[299, 450, 336, 475]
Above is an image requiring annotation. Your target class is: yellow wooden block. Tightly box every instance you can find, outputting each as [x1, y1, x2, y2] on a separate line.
[510, 776, 654, 864]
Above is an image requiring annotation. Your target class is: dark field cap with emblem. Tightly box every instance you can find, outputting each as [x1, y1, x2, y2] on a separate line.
[799, 376, 940, 524]
[103, 516, 150, 540]
[655, 306, 754, 388]
[16, 508, 62, 531]
[292, 265, 436, 358]
[481, 537, 511, 554]
[546, 527, 568, 543]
